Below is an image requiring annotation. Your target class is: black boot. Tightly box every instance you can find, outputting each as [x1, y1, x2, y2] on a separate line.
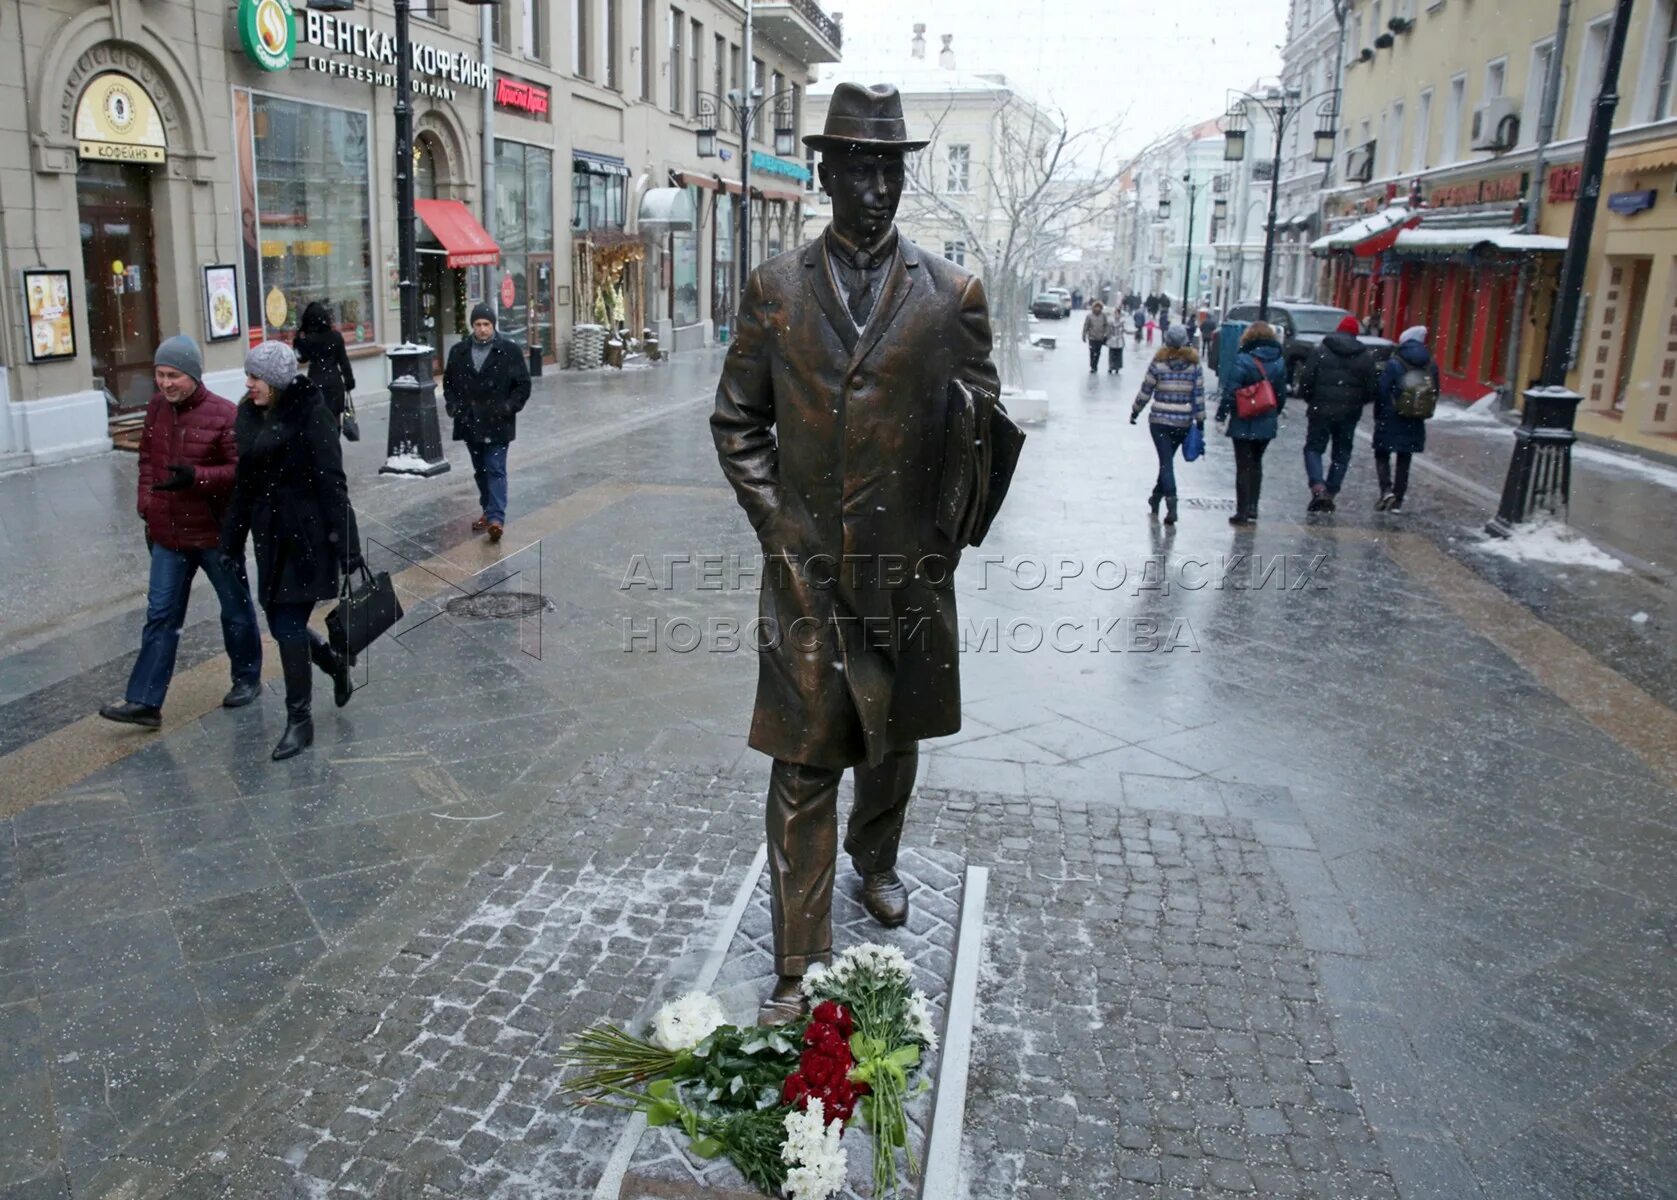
[1148, 488, 1163, 515]
[309, 635, 354, 708]
[273, 639, 314, 761]
[1163, 496, 1179, 525]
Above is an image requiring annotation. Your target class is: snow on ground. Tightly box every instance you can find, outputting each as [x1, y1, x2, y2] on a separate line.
[1571, 441, 1677, 491]
[1432, 392, 1504, 422]
[1470, 519, 1627, 572]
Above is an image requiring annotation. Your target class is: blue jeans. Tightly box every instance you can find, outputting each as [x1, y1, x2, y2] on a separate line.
[125, 544, 263, 708]
[1303, 410, 1361, 494]
[467, 441, 509, 524]
[1150, 424, 1189, 498]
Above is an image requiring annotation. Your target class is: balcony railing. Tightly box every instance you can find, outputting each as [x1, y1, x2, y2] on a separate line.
[779, 0, 842, 51]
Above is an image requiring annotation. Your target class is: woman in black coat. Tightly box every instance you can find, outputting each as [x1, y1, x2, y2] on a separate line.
[293, 301, 357, 427]
[221, 340, 362, 760]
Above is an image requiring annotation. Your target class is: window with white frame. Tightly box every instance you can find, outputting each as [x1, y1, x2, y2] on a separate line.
[1443, 74, 1466, 162]
[1386, 101, 1405, 175]
[1413, 88, 1433, 171]
[1523, 40, 1554, 145]
[1571, 17, 1612, 137]
[1651, 0, 1677, 119]
[946, 144, 972, 193]
[943, 240, 967, 266]
[1485, 57, 1506, 100]
[1348, 13, 1362, 64]
[1371, 1, 1383, 38]
[571, 0, 588, 76]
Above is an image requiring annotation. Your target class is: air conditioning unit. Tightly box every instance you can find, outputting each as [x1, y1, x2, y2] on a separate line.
[1471, 97, 1521, 152]
[1345, 141, 1377, 183]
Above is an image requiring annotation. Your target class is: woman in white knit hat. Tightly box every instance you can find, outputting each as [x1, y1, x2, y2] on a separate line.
[220, 340, 362, 760]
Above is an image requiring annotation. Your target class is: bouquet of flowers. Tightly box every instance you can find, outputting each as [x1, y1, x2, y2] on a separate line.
[560, 943, 939, 1199]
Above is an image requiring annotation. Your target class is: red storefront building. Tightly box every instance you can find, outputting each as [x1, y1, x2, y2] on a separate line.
[1314, 168, 1568, 402]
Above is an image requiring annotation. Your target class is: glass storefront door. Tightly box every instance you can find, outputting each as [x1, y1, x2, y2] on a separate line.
[77, 161, 160, 416]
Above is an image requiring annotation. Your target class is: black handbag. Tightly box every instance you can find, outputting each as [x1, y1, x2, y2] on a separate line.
[340, 394, 361, 442]
[327, 565, 403, 660]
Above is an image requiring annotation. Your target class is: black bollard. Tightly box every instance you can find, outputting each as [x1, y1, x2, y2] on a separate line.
[1486, 386, 1582, 537]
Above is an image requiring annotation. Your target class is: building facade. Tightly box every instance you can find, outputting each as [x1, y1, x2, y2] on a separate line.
[1318, 0, 1677, 453]
[1116, 121, 1223, 313]
[1274, 0, 1347, 302]
[807, 28, 1061, 289]
[0, 0, 838, 466]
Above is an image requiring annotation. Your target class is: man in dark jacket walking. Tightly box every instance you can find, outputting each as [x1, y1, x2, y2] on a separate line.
[1295, 315, 1377, 513]
[443, 304, 531, 542]
[99, 336, 262, 728]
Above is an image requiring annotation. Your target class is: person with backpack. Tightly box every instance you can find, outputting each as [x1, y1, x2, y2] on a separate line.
[1373, 325, 1439, 513]
[1295, 315, 1378, 513]
[1081, 301, 1114, 374]
[1215, 321, 1288, 526]
[1130, 323, 1205, 524]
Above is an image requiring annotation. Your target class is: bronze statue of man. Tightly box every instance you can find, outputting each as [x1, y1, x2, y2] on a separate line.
[712, 83, 1003, 1024]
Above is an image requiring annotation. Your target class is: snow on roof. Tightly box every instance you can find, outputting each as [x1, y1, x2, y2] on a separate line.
[811, 61, 1025, 100]
[1310, 204, 1413, 253]
[1392, 227, 1567, 254]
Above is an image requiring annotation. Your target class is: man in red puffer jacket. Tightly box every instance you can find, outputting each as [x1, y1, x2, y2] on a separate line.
[98, 336, 264, 728]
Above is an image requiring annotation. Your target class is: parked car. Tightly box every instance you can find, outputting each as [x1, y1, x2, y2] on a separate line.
[1216, 301, 1394, 386]
[1048, 288, 1073, 316]
[1031, 293, 1066, 319]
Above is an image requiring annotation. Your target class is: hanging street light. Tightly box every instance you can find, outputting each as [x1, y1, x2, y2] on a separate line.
[1312, 126, 1338, 164]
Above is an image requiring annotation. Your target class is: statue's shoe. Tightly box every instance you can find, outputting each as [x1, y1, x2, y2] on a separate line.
[861, 869, 910, 928]
[757, 975, 810, 1027]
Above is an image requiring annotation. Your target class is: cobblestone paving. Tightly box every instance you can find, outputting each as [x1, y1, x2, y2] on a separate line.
[158, 756, 1394, 1200]
[917, 789, 1398, 1200]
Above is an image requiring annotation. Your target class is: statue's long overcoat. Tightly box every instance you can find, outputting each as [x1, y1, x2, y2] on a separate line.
[712, 234, 1000, 769]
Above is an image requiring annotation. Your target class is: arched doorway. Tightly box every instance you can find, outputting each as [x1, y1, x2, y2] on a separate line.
[414, 133, 449, 366]
[75, 72, 167, 417]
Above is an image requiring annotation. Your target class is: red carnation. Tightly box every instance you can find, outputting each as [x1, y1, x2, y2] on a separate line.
[782, 1073, 811, 1106]
[812, 1001, 854, 1037]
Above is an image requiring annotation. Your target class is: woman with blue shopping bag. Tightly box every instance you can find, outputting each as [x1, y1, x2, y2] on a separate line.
[1129, 324, 1206, 525]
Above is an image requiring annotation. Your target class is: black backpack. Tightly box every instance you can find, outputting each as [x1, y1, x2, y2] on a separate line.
[1394, 366, 1438, 419]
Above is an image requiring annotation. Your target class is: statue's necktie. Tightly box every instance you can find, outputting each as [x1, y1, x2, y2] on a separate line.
[846, 250, 876, 326]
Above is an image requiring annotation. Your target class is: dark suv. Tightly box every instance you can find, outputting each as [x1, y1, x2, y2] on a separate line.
[1216, 301, 1394, 388]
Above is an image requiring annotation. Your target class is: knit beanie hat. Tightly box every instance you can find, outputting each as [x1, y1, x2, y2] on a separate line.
[1336, 315, 1361, 334]
[1400, 325, 1428, 345]
[470, 303, 495, 326]
[1163, 323, 1190, 348]
[154, 335, 204, 382]
[244, 340, 299, 389]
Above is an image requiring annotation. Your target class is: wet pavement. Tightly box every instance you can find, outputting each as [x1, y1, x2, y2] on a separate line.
[0, 327, 1672, 1199]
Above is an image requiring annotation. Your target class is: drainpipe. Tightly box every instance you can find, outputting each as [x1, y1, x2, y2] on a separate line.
[1503, 0, 1571, 406]
[482, 4, 496, 297]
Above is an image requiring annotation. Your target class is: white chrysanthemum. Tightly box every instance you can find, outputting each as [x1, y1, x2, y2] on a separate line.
[836, 942, 912, 983]
[649, 990, 727, 1051]
[906, 989, 939, 1053]
[782, 1099, 848, 1200]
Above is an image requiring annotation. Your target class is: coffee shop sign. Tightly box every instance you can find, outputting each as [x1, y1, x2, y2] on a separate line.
[239, 0, 490, 98]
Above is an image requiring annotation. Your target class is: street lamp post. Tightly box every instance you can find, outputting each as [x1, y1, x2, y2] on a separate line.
[693, 0, 798, 315]
[375, 0, 499, 477]
[1179, 172, 1200, 317]
[1221, 87, 1338, 321]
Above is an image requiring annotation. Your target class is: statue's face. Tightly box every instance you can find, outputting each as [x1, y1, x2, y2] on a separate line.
[818, 149, 906, 244]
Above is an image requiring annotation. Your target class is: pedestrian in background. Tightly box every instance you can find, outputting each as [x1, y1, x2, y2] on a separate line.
[1198, 307, 1218, 354]
[1216, 321, 1289, 526]
[1145, 315, 1157, 345]
[444, 304, 531, 544]
[221, 341, 360, 761]
[1130, 323, 1206, 525]
[1133, 306, 1146, 346]
[1081, 301, 1114, 374]
[1295, 315, 1377, 513]
[1105, 314, 1126, 373]
[293, 302, 356, 432]
[1373, 325, 1439, 513]
[99, 336, 263, 730]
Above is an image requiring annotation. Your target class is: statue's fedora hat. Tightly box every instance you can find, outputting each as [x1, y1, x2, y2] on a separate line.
[804, 83, 930, 154]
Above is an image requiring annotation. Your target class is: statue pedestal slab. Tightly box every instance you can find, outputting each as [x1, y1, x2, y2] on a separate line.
[598, 847, 984, 1200]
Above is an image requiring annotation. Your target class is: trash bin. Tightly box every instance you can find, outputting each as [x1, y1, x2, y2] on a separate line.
[529, 345, 544, 376]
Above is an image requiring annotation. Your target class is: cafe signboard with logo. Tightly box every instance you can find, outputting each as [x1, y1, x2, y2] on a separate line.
[237, 0, 489, 99]
[75, 73, 167, 164]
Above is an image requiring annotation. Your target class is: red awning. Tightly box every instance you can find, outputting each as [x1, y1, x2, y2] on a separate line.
[414, 199, 500, 268]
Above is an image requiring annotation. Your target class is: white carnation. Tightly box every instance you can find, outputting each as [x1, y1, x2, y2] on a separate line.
[649, 990, 727, 1051]
[782, 1099, 848, 1200]
[906, 989, 939, 1053]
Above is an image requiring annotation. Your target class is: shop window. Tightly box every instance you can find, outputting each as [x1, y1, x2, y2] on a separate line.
[571, 171, 626, 231]
[495, 140, 556, 350]
[672, 184, 701, 327]
[1448, 271, 1474, 376]
[248, 93, 374, 345]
